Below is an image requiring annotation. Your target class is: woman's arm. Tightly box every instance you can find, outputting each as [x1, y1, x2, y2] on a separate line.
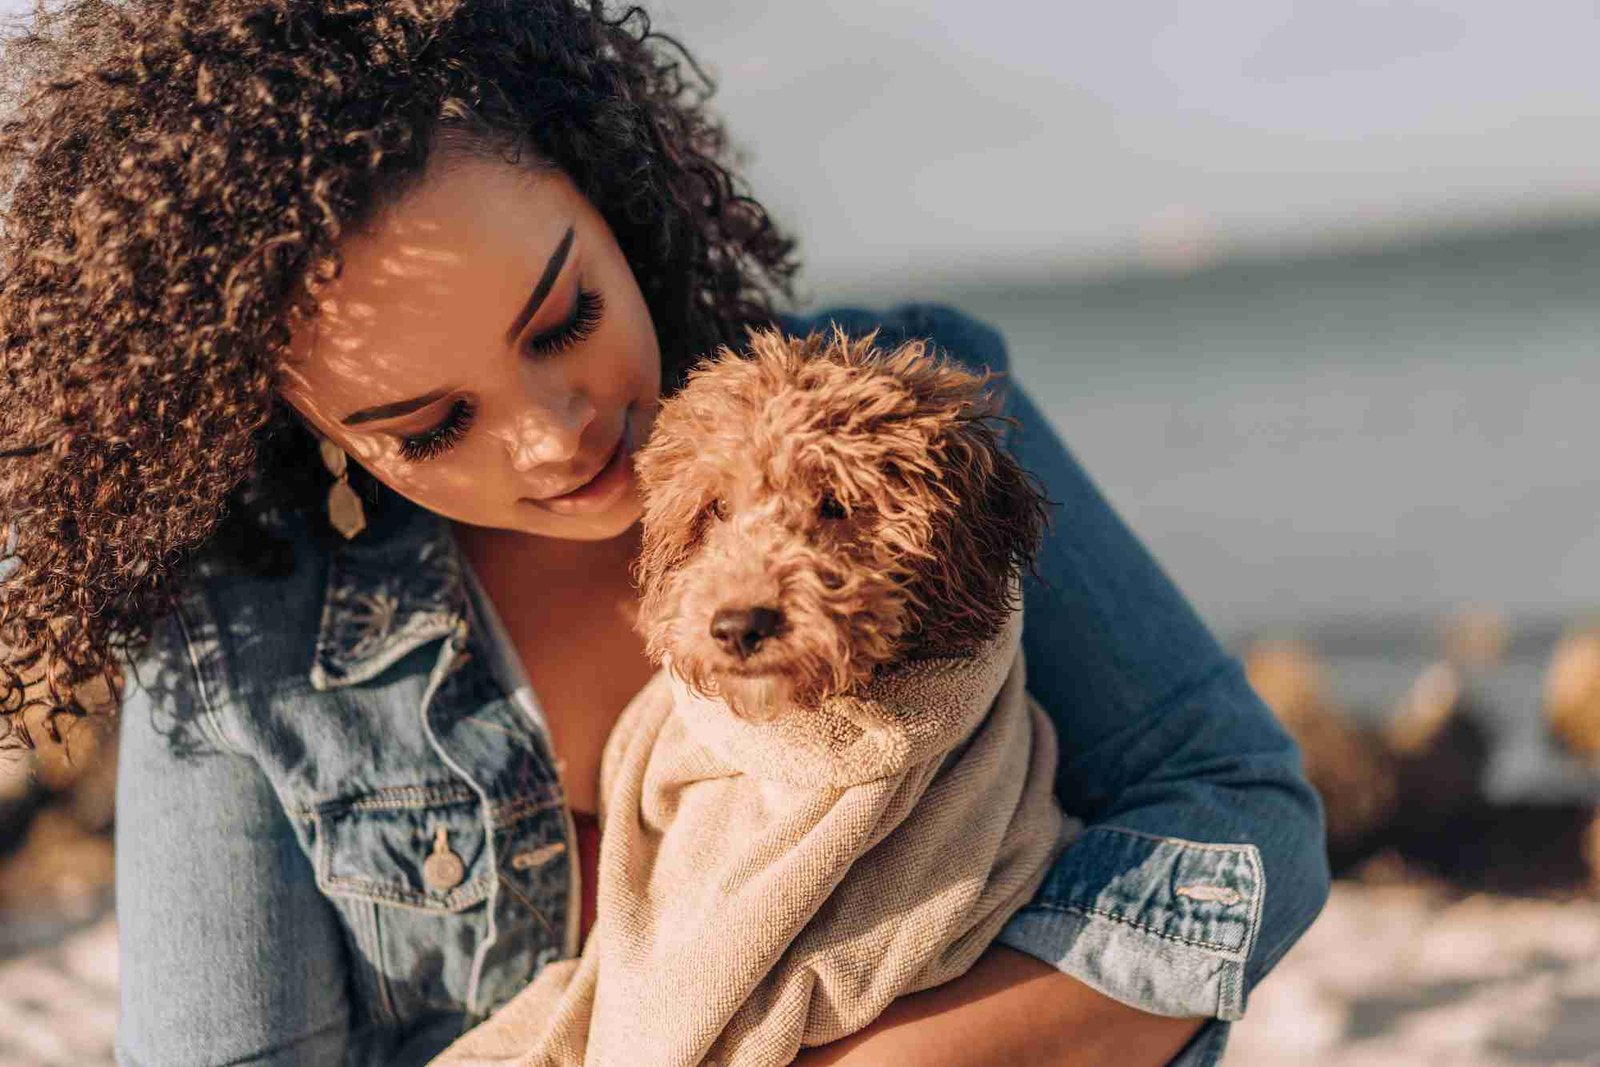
[785, 303, 1329, 1064]
[983, 313, 1330, 1018]
[794, 946, 1204, 1067]
[114, 606, 354, 1067]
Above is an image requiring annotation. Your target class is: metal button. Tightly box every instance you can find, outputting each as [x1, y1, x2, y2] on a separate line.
[423, 826, 466, 892]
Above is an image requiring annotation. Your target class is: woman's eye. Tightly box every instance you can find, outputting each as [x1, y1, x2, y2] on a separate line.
[819, 493, 848, 520]
[397, 396, 476, 462]
[526, 287, 605, 358]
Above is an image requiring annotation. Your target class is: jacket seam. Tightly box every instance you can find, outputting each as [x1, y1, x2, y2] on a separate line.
[319, 871, 494, 912]
[1235, 839, 1266, 1014]
[359, 895, 399, 1027]
[1020, 898, 1250, 960]
[1092, 824, 1263, 853]
[289, 788, 559, 824]
[289, 782, 479, 817]
[307, 807, 494, 912]
[168, 592, 248, 757]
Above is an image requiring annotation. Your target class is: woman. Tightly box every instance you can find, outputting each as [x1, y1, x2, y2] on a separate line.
[0, 1, 1328, 1064]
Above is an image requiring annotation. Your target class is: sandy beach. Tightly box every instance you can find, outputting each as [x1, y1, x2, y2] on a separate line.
[1229, 883, 1600, 1066]
[3, 881, 1598, 1066]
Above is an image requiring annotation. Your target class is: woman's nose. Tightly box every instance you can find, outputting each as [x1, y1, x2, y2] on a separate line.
[500, 388, 596, 472]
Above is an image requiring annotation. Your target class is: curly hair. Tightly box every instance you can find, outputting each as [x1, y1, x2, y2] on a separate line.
[0, 0, 800, 746]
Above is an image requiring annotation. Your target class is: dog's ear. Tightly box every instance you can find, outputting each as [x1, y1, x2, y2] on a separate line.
[898, 368, 1051, 655]
[630, 358, 731, 614]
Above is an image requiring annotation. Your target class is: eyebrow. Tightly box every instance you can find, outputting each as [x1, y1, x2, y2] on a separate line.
[506, 223, 577, 345]
[339, 224, 577, 427]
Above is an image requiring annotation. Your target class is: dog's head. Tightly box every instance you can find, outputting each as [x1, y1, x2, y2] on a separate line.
[630, 325, 1049, 716]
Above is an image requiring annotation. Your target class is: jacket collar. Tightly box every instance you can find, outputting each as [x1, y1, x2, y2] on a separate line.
[309, 487, 470, 691]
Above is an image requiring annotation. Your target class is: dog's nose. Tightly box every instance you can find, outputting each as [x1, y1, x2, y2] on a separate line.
[710, 606, 785, 659]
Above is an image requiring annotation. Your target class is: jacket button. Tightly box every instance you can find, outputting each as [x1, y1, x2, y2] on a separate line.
[423, 826, 466, 892]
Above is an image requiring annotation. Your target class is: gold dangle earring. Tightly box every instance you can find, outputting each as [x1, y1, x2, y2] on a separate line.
[318, 436, 368, 540]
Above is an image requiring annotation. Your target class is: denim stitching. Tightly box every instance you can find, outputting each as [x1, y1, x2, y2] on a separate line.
[311, 529, 466, 689]
[497, 870, 558, 939]
[168, 592, 248, 756]
[1097, 824, 1266, 853]
[417, 618, 501, 1015]
[363, 896, 399, 1026]
[309, 806, 492, 911]
[1052, 828, 1263, 966]
[1237, 839, 1267, 1011]
[289, 783, 479, 818]
[291, 787, 558, 822]
[321, 871, 493, 912]
[1022, 898, 1250, 958]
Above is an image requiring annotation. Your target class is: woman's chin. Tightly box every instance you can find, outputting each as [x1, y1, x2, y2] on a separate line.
[511, 492, 643, 542]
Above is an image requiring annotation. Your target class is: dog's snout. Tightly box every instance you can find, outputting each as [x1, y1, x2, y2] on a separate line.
[710, 606, 785, 659]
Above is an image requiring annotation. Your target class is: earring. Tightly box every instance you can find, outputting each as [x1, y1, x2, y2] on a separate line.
[318, 438, 368, 540]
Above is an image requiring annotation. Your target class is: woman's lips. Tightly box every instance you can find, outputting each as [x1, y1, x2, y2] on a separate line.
[523, 422, 634, 516]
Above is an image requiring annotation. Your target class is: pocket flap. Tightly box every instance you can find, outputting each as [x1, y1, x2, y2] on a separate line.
[310, 783, 492, 912]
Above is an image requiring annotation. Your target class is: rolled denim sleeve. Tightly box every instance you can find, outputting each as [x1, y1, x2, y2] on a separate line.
[783, 303, 1330, 1065]
[949, 308, 1327, 1046]
[115, 605, 355, 1067]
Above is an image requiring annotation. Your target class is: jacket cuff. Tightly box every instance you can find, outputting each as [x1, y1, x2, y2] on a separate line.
[995, 826, 1264, 1021]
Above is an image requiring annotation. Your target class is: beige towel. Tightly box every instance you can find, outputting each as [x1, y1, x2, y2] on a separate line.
[433, 593, 1073, 1067]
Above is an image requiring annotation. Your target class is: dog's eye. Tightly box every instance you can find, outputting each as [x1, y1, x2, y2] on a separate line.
[818, 493, 848, 521]
[707, 498, 729, 522]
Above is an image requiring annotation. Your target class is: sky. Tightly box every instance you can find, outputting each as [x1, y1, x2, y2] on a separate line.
[650, 0, 1600, 290]
[4, 0, 1600, 286]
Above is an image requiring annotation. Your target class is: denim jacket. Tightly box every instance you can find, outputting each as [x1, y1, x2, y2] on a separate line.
[105, 303, 1329, 1067]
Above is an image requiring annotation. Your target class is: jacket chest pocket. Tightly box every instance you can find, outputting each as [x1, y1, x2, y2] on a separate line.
[304, 783, 574, 1023]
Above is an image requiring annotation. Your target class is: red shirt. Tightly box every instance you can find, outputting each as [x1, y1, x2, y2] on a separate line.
[571, 808, 601, 948]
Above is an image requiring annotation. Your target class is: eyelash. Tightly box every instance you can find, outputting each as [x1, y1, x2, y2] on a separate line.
[527, 287, 605, 358]
[394, 287, 606, 462]
[398, 397, 475, 462]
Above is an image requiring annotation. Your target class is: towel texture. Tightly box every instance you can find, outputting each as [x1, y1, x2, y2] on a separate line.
[432, 592, 1073, 1067]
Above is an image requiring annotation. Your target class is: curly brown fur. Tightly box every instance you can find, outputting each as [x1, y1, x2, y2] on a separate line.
[630, 326, 1049, 718]
[0, 0, 799, 745]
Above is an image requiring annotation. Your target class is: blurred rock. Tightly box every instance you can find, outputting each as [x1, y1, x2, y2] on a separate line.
[1370, 801, 1597, 899]
[1439, 605, 1509, 670]
[1246, 636, 1530, 890]
[0, 807, 114, 943]
[32, 717, 117, 834]
[1543, 623, 1600, 763]
[0, 749, 38, 857]
[1245, 638, 1398, 873]
[1385, 662, 1493, 832]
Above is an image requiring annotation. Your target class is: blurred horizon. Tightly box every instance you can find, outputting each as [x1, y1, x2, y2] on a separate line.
[648, 0, 1600, 291]
[828, 214, 1600, 642]
[6, 1, 1600, 285]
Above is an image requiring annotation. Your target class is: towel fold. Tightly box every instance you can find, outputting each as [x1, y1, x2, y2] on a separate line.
[433, 589, 1074, 1067]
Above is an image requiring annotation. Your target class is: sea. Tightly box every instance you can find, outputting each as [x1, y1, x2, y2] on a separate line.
[813, 221, 1600, 802]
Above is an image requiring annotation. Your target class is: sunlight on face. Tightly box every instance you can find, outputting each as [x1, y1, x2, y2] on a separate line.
[277, 146, 662, 544]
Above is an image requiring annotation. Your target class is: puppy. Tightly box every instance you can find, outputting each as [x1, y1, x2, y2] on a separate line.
[434, 326, 1072, 1067]
[634, 324, 1049, 715]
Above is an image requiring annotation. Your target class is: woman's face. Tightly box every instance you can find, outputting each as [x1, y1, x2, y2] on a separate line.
[278, 149, 662, 543]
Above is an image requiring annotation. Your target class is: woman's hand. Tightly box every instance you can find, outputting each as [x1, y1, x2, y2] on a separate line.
[793, 945, 1205, 1067]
